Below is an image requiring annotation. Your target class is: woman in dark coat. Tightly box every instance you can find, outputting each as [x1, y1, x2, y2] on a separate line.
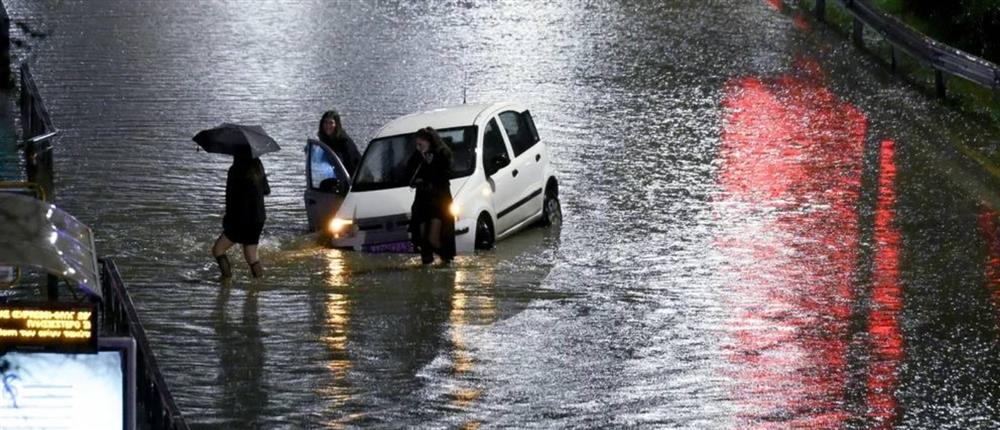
[212, 148, 270, 279]
[408, 127, 456, 265]
[318, 110, 362, 176]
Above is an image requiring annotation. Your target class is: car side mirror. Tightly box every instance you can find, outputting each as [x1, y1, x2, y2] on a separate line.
[319, 177, 349, 195]
[485, 155, 509, 177]
[336, 179, 349, 195]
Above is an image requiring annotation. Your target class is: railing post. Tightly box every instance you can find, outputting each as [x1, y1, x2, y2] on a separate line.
[852, 17, 864, 47]
[994, 71, 1000, 102]
[19, 64, 56, 200]
[935, 69, 946, 98]
[0, 1, 9, 89]
[815, 0, 826, 22]
[103, 258, 190, 429]
[46, 274, 58, 300]
[23, 136, 54, 200]
[889, 45, 896, 73]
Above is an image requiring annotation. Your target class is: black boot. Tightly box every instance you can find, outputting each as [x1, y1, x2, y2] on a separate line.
[250, 261, 264, 278]
[420, 251, 434, 265]
[215, 254, 232, 279]
[420, 242, 435, 265]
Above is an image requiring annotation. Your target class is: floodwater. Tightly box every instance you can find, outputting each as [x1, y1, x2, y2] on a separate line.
[5, 0, 1000, 428]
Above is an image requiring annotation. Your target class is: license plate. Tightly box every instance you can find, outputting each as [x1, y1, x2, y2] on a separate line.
[0, 266, 15, 284]
[362, 241, 414, 253]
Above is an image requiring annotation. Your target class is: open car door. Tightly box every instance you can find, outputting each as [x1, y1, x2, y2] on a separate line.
[305, 139, 351, 233]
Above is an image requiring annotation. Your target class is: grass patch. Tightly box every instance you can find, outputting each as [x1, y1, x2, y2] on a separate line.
[871, 0, 903, 14]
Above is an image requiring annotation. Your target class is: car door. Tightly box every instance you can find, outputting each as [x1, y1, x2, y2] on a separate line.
[497, 110, 544, 226]
[305, 139, 350, 232]
[481, 117, 519, 235]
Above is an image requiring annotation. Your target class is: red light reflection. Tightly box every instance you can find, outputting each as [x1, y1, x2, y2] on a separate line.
[866, 139, 903, 428]
[793, 12, 811, 31]
[719, 58, 866, 428]
[978, 208, 1000, 315]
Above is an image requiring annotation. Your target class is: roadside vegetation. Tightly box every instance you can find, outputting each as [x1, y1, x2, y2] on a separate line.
[873, 0, 1000, 64]
[797, 0, 1000, 129]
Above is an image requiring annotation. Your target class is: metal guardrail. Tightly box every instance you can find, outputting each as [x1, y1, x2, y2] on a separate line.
[813, 0, 1000, 99]
[0, 180, 44, 200]
[0, 0, 10, 88]
[18, 63, 56, 199]
[100, 258, 190, 430]
[5, 5, 187, 426]
[19, 64, 53, 139]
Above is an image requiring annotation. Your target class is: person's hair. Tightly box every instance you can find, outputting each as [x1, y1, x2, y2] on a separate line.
[233, 146, 253, 162]
[247, 158, 266, 187]
[414, 127, 452, 161]
[233, 150, 266, 185]
[318, 110, 342, 141]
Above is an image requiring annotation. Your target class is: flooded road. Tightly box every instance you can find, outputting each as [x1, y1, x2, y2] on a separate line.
[6, 0, 1000, 427]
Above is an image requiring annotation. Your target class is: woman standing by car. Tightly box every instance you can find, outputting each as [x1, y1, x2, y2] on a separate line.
[318, 109, 362, 175]
[212, 148, 270, 279]
[408, 127, 456, 265]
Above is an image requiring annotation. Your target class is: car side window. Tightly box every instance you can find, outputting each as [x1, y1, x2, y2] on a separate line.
[499, 111, 537, 157]
[482, 119, 510, 175]
[309, 142, 339, 190]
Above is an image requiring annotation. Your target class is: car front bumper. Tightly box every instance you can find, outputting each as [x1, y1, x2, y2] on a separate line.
[328, 215, 475, 254]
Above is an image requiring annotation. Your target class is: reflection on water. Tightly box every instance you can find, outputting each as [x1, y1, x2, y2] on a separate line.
[319, 249, 354, 418]
[450, 270, 479, 378]
[866, 139, 903, 428]
[323, 292, 350, 375]
[445, 264, 496, 428]
[980, 209, 1000, 316]
[7, 0, 1000, 427]
[323, 251, 350, 288]
[718, 58, 866, 428]
[320, 290, 354, 429]
[213, 283, 266, 428]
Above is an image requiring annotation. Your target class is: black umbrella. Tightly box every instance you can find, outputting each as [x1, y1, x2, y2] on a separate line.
[192, 123, 281, 158]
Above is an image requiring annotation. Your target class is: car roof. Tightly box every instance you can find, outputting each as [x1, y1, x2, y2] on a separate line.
[373, 101, 516, 138]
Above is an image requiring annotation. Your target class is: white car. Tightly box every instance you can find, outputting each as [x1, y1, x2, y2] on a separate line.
[304, 101, 560, 253]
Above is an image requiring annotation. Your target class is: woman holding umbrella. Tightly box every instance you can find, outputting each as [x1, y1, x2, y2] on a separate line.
[194, 123, 278, 279]
[212, 148, 270, 278]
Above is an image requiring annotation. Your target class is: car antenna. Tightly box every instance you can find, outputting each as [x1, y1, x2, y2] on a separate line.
[462, 68, 468, 105]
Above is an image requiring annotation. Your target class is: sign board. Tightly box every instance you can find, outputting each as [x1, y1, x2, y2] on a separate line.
[0, 337, 135, 430]
[0, 303, 97, 353]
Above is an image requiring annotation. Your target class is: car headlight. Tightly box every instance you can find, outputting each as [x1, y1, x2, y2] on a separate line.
[449, 203, 461, 218]
[328, 217, 353, 235]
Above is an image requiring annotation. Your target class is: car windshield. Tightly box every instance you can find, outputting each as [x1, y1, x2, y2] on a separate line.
[352, 126, 477, 191]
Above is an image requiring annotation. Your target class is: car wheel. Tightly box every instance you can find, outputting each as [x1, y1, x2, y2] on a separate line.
[540, 189, 562, 227]
[475, 213, 495, 250]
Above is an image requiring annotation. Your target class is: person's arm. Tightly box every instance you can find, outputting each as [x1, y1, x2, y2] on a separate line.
[224, 167, 239, 216]
[407, 153, 424, 188]
[347, 137, 362, 174]
[430, 155, 452, 188]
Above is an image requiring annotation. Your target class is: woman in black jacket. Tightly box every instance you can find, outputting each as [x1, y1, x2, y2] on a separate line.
[408, 127, 456, 265]
[318, 110, 362, 176]
[212, 148, 270, 279]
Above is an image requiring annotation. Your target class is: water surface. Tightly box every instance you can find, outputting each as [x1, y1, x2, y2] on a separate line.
[6, 0, 1000, 427]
